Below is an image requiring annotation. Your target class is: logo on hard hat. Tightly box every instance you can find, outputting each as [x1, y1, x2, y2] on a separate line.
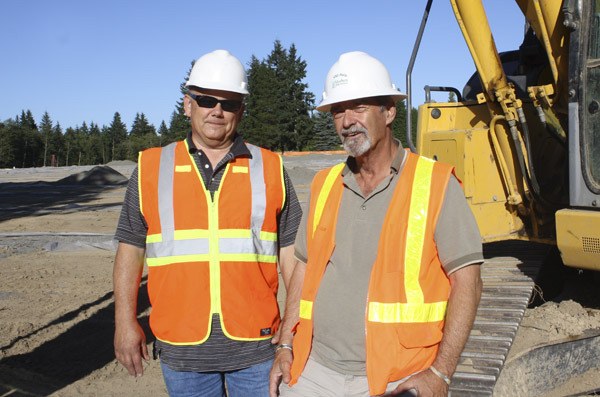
[331, 73, 348, 89]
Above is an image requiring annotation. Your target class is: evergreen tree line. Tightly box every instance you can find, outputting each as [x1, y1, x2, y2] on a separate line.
[0, 41, 417, 169]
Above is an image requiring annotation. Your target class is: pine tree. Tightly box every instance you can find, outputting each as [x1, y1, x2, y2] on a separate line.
[17, 110, 41, 167]
[240, 41, 314, 152]
[0, 119, 21, 168]
[39, 112, 53, 166]
[168, 62, 193, 143]
[19, 110, 37, 130]
[130, 113, 156, 136]
[391, 100, 417, 149]
[157, 121, 168, 146]
[239, 56, 280, 148]
[64, 127, 77, 166]
[75, 122, 89, 166]
[51, 122, 64, 166]
[310, 112, 339, 151]
[108, 112, 128, 161]
[0, 120, 10, 168]
[168, 101, 190, 143]
[278, 43, 315, 151]
[127, 113, 159, 161]
[100, 126, 110, 164]
[87, 122, 103, 165]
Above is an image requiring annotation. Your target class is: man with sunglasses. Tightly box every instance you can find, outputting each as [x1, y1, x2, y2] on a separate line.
[113, 49, 301, 396]
[270, 52, 483, 397]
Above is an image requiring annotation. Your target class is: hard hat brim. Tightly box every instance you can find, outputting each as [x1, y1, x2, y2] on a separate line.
[184, 82, 249, 95]
[316, 91, 407, 112]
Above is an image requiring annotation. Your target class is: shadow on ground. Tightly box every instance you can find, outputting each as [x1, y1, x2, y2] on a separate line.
[0, 165, 128, 222]
[0, 279, 151, 396]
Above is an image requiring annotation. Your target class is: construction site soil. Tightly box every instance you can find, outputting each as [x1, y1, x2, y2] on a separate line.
[0, 154, 598, 396]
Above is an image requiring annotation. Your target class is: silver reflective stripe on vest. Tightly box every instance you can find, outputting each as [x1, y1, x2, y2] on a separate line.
[219, 236, 277, 256]
[247, 144, 267, 234]
[149, 238, 210, 258]
[146, 142, 277, 264]
[158, 142, 176, 240]
[146, 142, 184, 259]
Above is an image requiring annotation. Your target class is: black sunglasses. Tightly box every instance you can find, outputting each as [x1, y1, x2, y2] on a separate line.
[188, 93, 243, 113]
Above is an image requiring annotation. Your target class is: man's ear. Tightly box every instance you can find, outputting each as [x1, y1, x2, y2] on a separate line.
[385, 104, 397, 126]
[183, 95, 192, 117]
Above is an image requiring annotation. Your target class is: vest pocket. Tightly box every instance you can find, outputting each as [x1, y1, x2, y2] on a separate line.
[395, 322, 443, 348]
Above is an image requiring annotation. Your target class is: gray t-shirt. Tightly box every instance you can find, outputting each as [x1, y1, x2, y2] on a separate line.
[294, 148, 483, 375]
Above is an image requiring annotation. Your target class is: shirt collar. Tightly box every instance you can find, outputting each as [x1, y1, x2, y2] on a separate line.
[186, 132, 252, 158]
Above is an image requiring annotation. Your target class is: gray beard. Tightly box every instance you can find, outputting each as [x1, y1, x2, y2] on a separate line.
[342, 133, 371, 157]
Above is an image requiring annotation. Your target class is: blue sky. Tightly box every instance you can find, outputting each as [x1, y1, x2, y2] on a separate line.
[1, 1, 525, 130]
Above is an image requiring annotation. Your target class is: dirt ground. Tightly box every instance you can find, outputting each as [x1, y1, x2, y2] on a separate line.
[0, 155, 599, 397]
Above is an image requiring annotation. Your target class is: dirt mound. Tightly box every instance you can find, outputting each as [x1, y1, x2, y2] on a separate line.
[525, 300, 600, 340]
[56, 166, 128, 186]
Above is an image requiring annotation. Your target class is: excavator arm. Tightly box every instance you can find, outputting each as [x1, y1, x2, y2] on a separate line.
[417, 0, 600, 272]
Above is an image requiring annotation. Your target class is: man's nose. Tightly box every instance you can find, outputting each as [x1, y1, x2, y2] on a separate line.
[211, 103, 224, 115]
[341, 110, 358, 128]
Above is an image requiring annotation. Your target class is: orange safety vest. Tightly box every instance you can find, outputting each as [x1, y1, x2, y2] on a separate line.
[290, 152, 454, 396]
[139, 140, 285, 345]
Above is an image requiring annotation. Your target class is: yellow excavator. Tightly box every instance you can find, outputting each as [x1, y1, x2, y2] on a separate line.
[406, 0, 600, 394]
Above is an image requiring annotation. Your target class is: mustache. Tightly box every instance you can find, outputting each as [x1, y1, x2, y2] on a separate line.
[340, 125, 368, 137]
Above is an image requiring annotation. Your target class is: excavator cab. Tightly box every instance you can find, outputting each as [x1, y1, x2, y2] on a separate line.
[556, 0, 600, 270]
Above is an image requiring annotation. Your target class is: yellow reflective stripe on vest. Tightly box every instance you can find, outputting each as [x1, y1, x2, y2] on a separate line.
[146, 253, 277, 267]
[175, 165, 191, 172]
[299, 299, 313, 320]
[404, 156, 434, 304]
[147, 254, 210, 267]
[313, 163, 345, 237]
[369, 156, 445, 324]
[368, 301, 447, 323]
[138, 151, 145, 218]
[260, 231, 277, 241]
[146, 233, 162, 243]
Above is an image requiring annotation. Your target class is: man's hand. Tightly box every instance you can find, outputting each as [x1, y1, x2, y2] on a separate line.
[270, 259, 305, 396]
[271, 328, 282, 345]
[269, 349, 293, 397]
[114, 320, 149, 377]
[113, 242, 146, 376]
[386, 369, 448, 397]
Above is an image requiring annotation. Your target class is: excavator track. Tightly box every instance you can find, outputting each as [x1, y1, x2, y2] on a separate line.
[449, 241, 548, 396]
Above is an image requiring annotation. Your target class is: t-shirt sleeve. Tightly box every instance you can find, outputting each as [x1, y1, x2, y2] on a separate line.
[114, 166, 148, 248]
[435, 175, 484, 274]
[294, 192, 309, 264]
[277, 167, 302, 248]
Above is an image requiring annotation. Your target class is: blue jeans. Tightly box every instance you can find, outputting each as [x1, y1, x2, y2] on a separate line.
[161, 359, 273, 397]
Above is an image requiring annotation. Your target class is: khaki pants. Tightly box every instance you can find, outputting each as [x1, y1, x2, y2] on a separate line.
[279, 356, 416, 397]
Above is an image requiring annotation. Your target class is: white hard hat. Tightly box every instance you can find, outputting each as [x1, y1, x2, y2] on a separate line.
[185, 50, 249, 95]
[316, 51, 406, 112]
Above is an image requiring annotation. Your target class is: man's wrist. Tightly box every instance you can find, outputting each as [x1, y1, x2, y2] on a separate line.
[429, 365, 451, 385]
[275, 343, 293, 354]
